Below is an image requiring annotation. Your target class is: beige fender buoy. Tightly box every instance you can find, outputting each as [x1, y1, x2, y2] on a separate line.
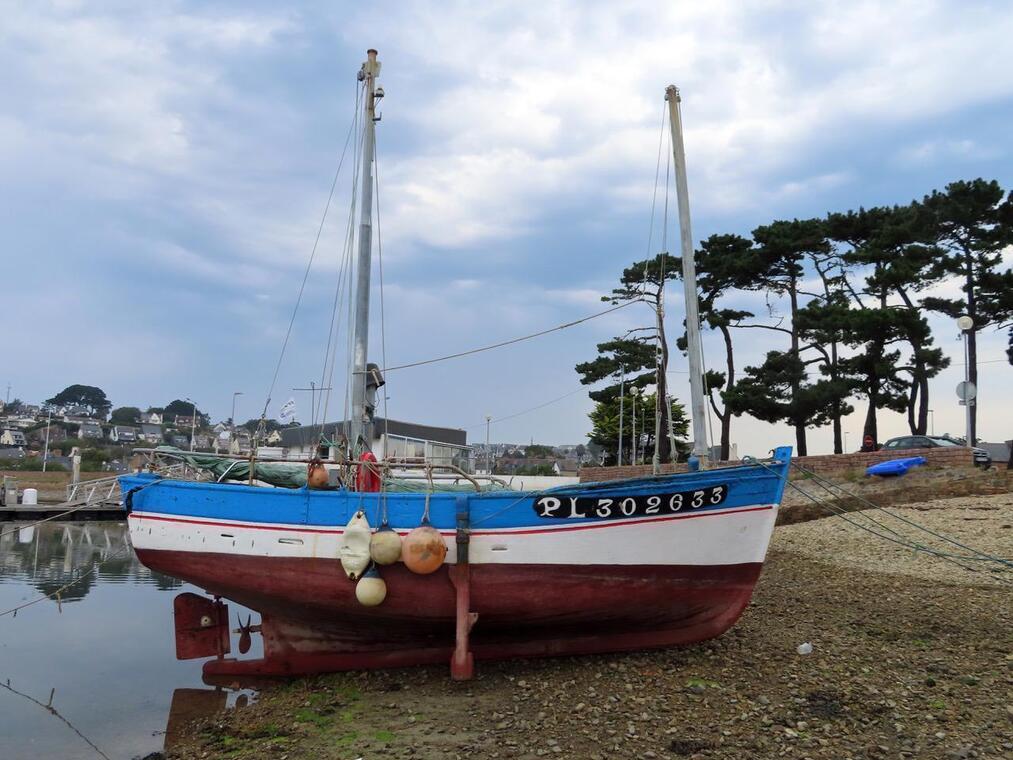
[339, 511, 371, 580]
[355, 565, 387, 607]
[370, 525, 402, 566]
[402, 524, 447, 574]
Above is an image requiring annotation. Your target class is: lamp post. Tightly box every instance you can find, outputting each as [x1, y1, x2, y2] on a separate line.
[185, 397, 197, 452]
[42, 408, 52, 472]
[485, 415, 492, 475]
[928, 409, 935, 436]
[956, 316, 975, 446]
[231, 391, 244, 433]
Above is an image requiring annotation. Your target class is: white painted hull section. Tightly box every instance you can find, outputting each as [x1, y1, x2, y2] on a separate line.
[128, 503, 778, 567]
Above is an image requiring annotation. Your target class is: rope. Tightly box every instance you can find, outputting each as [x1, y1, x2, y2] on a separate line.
[0, 501, 102, 541]
[465, 385, 593, 431]
[381, 300, 642, 373]
[752, 459, 1011, 580]
[0, 680, 112, 760]
[260, 79, 362, 422]
[374, 132, 391, 454]
[791, 463, 1013, 568]
[0, 542, 133, 618]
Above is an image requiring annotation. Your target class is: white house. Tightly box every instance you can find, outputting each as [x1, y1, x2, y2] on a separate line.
[78, 421, 104, 440]
[277, 417, 471, 470]
[0, 429, 27, 448]
[138, 424, 163, 444]
[142, 411, 163, 425]
[110, 425, 139, 444]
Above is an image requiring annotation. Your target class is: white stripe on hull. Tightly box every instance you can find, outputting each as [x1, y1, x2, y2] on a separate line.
[129, 503, 778, 567]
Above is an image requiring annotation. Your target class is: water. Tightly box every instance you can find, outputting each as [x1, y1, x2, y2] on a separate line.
[0, 521, 254, 760]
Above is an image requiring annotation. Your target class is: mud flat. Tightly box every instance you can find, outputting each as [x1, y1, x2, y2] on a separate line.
[169, 495, 1012, 760]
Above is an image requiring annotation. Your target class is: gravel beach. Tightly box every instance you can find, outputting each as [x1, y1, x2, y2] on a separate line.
[169, 494, 1013, 760]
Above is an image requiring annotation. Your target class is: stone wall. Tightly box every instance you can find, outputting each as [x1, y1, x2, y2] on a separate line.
[579, 446, 975, 483]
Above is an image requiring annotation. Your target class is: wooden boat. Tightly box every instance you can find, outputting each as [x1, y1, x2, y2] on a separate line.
[122, 49, 791, 680]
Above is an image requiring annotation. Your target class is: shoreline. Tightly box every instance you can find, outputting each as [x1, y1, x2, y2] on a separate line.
[164, 494, 1012, 759]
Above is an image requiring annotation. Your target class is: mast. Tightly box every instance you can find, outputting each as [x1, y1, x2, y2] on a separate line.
[666, 85, 709, 463]
[349, 49, 381, 454]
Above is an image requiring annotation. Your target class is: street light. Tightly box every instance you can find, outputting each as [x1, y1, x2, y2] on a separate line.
[956, 316, 975, 446]
[42, 408, 52, 472]
[185, 397, 198, 452]
[231, 392, 244, 432]
[484, 415, 493, 475]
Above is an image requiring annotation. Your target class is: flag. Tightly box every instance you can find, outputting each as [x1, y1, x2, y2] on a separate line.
[279, 397, 296, 422]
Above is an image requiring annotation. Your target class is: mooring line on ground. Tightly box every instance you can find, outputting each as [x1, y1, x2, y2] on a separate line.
[0, 680, 112, 760]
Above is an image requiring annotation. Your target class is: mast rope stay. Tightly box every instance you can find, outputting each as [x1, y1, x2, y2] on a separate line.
[380, 300, 641, 373]
[258, 78, 363, 429]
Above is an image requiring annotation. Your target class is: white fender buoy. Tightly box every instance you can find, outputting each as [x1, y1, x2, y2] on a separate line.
[339, 511, 371, 580]
[355, 565, 387, 607]
[370, 525, 402, 565]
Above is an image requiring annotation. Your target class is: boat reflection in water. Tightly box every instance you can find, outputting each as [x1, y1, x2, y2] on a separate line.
[0, 520, 250, 760]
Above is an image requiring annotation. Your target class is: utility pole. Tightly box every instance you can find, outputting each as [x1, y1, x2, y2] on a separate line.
[349, 49, 381, 455]
[231, 391, 244, 432]
[485, 415, 492, 475]
[631, 391, 637, 466]
[185, 397, 198, 452]
[42, 408, 52, 472]
[617, 365, 625, 466]
[666, 85, 709, 463]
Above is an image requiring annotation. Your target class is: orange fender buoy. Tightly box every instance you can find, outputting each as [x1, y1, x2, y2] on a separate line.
[402, 525, 447, 574]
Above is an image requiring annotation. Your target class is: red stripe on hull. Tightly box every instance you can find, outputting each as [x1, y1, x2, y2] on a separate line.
[138, 549, 764, 677]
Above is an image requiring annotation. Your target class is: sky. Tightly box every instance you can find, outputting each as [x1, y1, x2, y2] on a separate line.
[2, 0, 1012, 454]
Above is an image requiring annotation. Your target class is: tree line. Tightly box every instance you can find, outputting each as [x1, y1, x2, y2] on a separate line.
[578, 178, 1013, 463]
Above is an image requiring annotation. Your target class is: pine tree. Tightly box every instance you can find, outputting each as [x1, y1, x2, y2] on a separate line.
[920, 179, 1013, 444]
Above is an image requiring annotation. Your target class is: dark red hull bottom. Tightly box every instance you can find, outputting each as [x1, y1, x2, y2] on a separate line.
[137, 549, 763, 678]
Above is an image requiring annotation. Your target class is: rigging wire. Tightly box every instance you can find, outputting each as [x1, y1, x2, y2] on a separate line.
[315, 81, 365, 429]
[380, 300, 642, 373]
[374, 133, 391, 451]
[259, 79, 362, 423]
[465, 385, 593, 431]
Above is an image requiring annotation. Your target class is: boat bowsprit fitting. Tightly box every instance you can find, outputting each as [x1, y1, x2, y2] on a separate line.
[339, 511, 371, 580]
[355, 565, 387, 607]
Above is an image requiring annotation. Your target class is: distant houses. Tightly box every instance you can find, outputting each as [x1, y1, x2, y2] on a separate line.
[78, 421, 103, 440]
[110, 425, 139, 444]
[0, 429, 27, 448]
[138, 424, 163, 444]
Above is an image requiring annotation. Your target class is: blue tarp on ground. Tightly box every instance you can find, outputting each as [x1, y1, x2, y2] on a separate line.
[866, 456, 927, 477]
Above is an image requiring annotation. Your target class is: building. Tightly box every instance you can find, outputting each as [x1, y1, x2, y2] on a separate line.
[170, 434, 190, 449]
[138, 424, 163, 444]
[142, 411, 163, 424]
[78, 421, 104, 440]
[277, 417, 471, 470]
[553, 459, 581, 477]
[110, 425, 139, 444]
[0, 429, 28, 448]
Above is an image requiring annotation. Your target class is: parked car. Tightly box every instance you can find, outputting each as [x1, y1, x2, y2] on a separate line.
[880, 435, 992, 468]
